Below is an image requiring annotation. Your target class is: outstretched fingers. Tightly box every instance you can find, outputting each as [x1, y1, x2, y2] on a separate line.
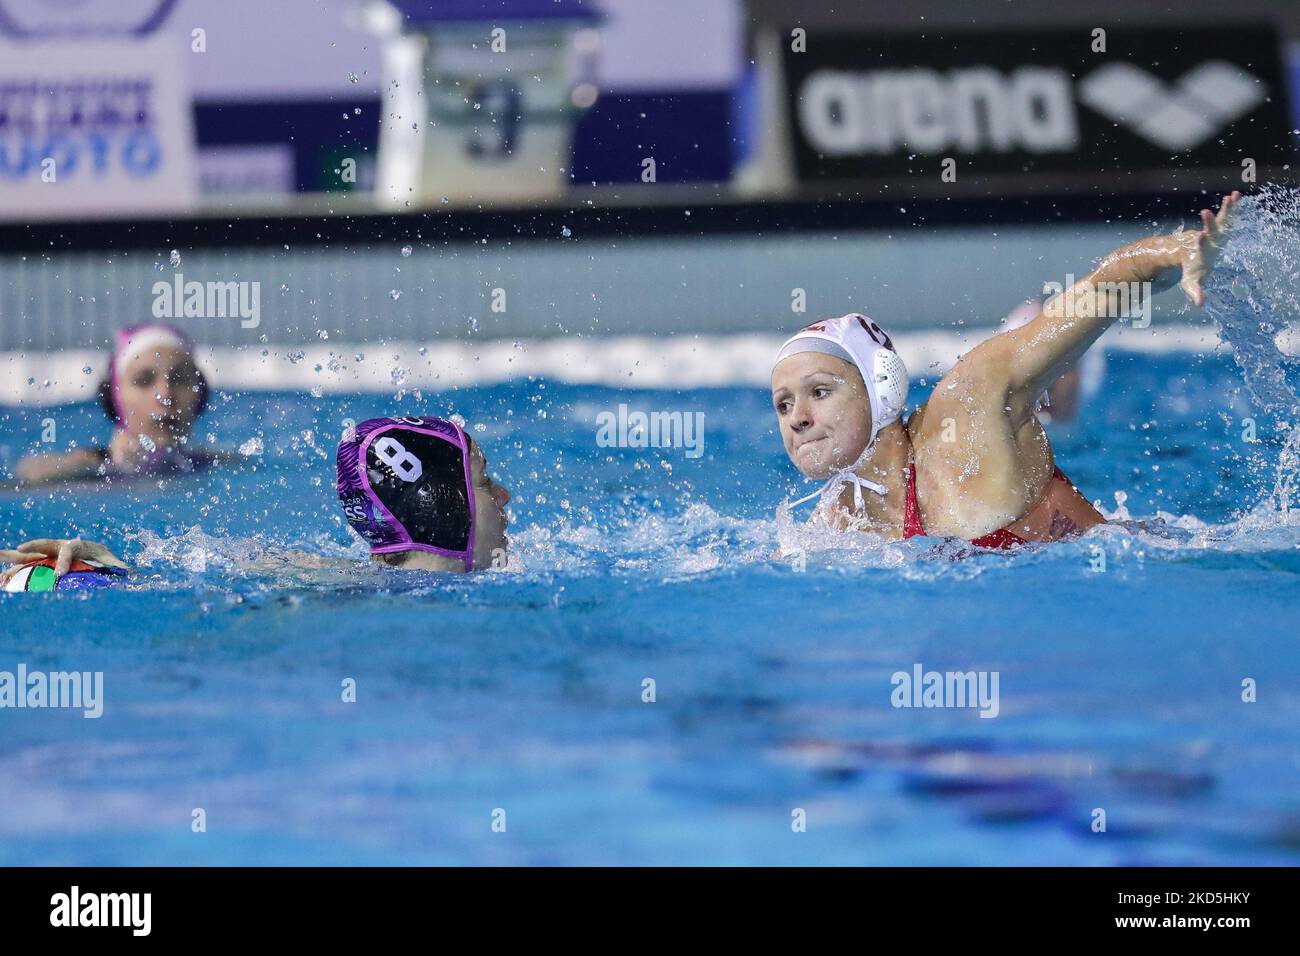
[15, 539, 63, 557]
[52, 539, 84, 578]
[1202, 191, 1241, 245]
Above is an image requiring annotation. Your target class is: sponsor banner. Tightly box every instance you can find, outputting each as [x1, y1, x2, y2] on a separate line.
[0, 36, 198, 220]
[783, 26, 1293, 183]
[197, 145, 294, 197]
[0, 0, 179, 38]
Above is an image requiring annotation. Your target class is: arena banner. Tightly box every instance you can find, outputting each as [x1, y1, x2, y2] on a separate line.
[782, 25, 1293, 184]
[0, 35, 197, 221]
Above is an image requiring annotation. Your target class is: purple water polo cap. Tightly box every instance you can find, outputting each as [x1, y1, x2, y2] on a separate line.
[336, 416, 476, 571]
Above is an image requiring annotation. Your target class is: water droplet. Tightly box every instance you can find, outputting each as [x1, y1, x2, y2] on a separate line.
[317, 329, 329, 340]
[400, 244, 413, 257]
[138, 434, 157, 452]
[347, 71, 358, 84]
[561, 225, 572, 237]
[389, 289, 402, 300]
[82, 365, 93, 375]
[169, 249, 181, 268]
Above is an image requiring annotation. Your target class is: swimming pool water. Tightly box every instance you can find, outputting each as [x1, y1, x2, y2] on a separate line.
[2, 351, 1299, 865]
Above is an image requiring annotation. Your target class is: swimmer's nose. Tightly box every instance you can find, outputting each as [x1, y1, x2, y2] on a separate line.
[492, 483, 511, 507]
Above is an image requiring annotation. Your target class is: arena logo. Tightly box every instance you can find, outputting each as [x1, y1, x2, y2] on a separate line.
[0, 0, 177, 38]
[797, 60, 1267, 156]
[152, 273, 261, 329]
[798, 66, 1080, 156]
[1078, 61, 1265, 151]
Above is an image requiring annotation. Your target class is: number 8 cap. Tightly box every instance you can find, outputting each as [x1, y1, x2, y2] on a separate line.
[335, 417, 476, 571]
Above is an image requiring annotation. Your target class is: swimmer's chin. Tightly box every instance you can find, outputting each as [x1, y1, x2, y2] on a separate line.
[792, 442, 855, 479]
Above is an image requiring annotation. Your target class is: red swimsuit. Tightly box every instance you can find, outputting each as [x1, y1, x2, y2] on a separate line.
[902, 463, 1100, 549]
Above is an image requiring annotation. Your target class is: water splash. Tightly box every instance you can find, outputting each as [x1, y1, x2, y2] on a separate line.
[1204, 185, 1300, 513]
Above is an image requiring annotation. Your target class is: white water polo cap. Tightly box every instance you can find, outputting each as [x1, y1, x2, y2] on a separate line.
[774, 313, 909, 455]
[774, 313, 910, 508]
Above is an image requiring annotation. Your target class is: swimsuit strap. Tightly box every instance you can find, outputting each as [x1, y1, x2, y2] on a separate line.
[903, 461, 926, 539]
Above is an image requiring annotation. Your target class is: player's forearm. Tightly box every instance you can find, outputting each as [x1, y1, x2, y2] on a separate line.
[1039, 232, 1184, 335]
[15, 451, 102, 485]
[1088, 232, 1187, 287]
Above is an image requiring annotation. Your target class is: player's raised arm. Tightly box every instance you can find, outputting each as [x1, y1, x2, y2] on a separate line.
[967, 191, 1240, 422]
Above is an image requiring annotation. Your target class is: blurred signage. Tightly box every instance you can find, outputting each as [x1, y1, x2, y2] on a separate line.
[0, 36, 197, 221]
[0, 0, 179, 37]
[782, 26, 1293, 183]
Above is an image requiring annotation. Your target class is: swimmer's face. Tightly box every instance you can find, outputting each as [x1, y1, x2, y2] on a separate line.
[117, 345, 203, 445]
[468, 438, 512, 570]
[771, 352, 873, 479]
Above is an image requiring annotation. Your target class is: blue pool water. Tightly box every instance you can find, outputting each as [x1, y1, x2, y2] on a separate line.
[2, 345, 1299, 865]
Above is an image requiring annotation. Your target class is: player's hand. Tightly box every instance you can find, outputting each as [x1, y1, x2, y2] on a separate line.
[1176, 191, 1240, 307]
[0, 538, 128, 586]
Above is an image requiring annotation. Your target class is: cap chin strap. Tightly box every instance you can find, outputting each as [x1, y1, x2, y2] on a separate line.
[787, 428, 889, 513]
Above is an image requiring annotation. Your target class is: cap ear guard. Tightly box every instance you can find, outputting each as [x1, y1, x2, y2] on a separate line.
[868, 344, 909, 445]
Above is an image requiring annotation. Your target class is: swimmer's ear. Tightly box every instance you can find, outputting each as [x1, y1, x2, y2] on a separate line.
[97, 378, 118, 423]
